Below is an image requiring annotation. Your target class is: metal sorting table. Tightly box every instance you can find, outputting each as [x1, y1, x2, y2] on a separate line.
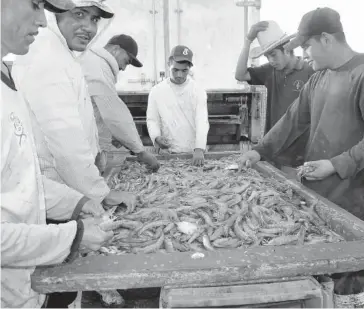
[31, 152, 364, 293]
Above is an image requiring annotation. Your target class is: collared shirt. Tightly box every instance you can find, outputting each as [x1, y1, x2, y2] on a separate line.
[80, 47, 144, 153]
[254, 54, 364, 220]
[248, 57, 314, 132]
[147, 77, 209, 153]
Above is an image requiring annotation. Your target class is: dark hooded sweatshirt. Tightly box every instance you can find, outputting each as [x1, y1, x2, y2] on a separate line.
[254, 53, 364, 220]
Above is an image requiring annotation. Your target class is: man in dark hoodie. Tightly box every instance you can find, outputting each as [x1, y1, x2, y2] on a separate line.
[239, 7, 364, 222]
[238, 7, 364, 295]
[81, 34, 160, 171]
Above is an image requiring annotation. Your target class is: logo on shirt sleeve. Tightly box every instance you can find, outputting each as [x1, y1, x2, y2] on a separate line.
[293, 80, 305, 92]
[9, 112, 27, 146]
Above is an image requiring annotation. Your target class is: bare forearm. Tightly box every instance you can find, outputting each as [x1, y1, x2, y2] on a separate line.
[235, 38, 253, 81]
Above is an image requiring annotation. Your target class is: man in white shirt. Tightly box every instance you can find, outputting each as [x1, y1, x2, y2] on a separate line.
[147, 45, 210, 166]
[12, 0, 136, 208]
[80, 34, 160, 171]
[1, 0, 113, 307]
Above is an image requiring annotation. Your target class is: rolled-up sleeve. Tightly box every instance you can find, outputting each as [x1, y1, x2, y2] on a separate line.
[247, 64, 272, 86]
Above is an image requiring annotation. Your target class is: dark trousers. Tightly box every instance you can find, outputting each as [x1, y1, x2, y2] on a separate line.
[43, 219, 78, 308]
[42, 292, 78, 308]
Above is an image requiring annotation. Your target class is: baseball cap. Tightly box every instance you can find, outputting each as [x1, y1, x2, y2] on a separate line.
[73, 0, 114, 19]
[108, 34, 143, 67]
[44, 0, 76, 13]
[285, 7, 343, 50]
[170, 45, 193, 65]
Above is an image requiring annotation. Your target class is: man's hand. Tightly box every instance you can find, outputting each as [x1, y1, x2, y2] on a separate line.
[192, 148, 204, 166]
[103, 190, 137, 210]
[155, 136, 171, 149]
[95, 151, 107, 174]
[80, 217, 114, 252]
[301, 160, 336, 181]
[137, 151, 160, 171]
[238, 150, 261, 170]
[81, 200, 105, 218]
[111, 137, 123, 149]
[247, 21, 269, 41]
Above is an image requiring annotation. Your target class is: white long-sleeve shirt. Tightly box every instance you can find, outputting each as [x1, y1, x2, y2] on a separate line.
[12, 14, 110, 203]
[1, 72, 79, 308]
[147, 77, 209, 153]
[80, 47, 144, 153]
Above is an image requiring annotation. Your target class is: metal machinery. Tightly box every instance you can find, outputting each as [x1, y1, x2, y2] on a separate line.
[100, 0, 265, 153]
[118, 85, 267, 153]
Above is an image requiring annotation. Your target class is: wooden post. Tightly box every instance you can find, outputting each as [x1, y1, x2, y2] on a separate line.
[163, 0, 170, 78]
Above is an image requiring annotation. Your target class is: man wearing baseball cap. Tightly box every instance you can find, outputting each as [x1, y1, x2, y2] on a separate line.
[80, 34, 160, 172]
[239, 8, 364, 295]
[147, 45, 209, 166]
[239, 8, 364, 231]
[1, 0, 116, 307]
[12, 1, 138, 214]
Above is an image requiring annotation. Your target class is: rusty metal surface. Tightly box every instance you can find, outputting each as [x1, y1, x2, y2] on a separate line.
[31, 152, 364, 293]
[121, 87, 267, 144]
